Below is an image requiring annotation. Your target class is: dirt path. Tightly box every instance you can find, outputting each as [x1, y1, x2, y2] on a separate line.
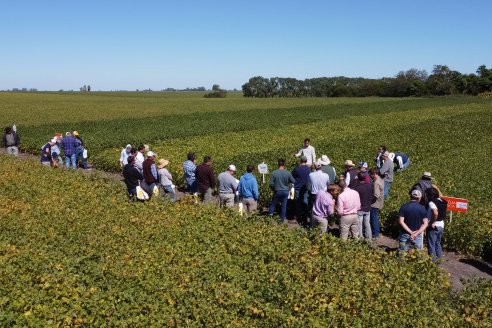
[3, 150, 492, 291]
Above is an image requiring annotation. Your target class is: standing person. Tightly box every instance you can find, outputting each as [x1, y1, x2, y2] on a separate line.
[119, 144, 132, 169]
[123, 155, 143, 202]
[343, 160, 359, 188]
[409, 172, 434, 206]
[319, 155, 337, 184]
[269, 159, 295, 223]
[157, 158, 175, 202]
[374, 145, 387, 169]
[311, 184, 338, 234]
[369, 168, 384, 239]
[309, 161, 330, 201]
[195, 155, 215, 203]
[183, 152, 198, 194]
[426, 188, 448, 262]
[293, 138, 316, 167]
[2, 126, 20, 156]
[398, 189, 429, 253]
[40, 139, 56, 167]
[354, 172, 373, 240]
[390, 152, 410, 173]
[61, 131, 77, 169]
[379, 151, 394, 199]
[135, 145, 146, 174]
[292, 156, 311, 226]
[217, 164, 238, 208]
[336, 182, 361, 240]
[142, 151, 158, 199]
[73, 131, 87, 169]
[238, 165, 259, 214]
[357, 162, 371, 183]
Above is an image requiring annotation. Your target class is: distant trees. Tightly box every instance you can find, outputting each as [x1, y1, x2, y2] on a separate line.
[80, 85, 91, 92]
[204, 84, 227, 98]
[242, 65, 492, 98]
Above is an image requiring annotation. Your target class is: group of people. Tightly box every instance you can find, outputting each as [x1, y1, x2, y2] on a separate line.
[39, 131, 87, 169]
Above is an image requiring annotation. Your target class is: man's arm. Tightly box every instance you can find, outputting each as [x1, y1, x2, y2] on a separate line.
[399, 216, 414, 234]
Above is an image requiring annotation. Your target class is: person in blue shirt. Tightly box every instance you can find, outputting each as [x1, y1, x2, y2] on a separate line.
[390, 152, 410, 172]
[238, 165, 259, 214]
[291, 156, 311, 226]
[61, 131, 77, 169]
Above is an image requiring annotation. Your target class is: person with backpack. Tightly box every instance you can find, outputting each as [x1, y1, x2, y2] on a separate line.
[409, 172, 434, 206]
[73, 131, 87, 169]
[426, 187, 448, 262]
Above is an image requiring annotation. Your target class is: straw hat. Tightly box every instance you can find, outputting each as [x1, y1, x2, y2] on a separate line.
[158, 159, 169, 169]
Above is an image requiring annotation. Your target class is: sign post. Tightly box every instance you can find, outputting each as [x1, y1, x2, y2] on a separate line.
[441, 196, 468, 223]
[257, 162, 268, 184]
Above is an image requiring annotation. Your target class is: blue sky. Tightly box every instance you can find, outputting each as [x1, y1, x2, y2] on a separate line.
[1, 0, 491, 91]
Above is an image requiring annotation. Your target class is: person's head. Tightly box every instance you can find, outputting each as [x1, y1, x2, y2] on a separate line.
[138, 145, 145, 153]
[73, 131, 79, 137]
[65, 131, 71, 137]
[410, 189, 422, 201]
[379, 145, 386, 153]
[315, 161, 322, 170]
[203, 155, 212, 165]
[369, 168, 379, 179]
[227, 164, 236, 174]
[147, 151, 156, 160]
[422, 172, 432, 181]
[358, 161, 368, 172]
[427, 187, 440, 202]
[277, 158, 285, 167]
[125, 144, 132, 153]
[130, 148, 138, 156]
[246, 164, 254, 173]
[5, 127, 12, 134]
[127, 155, 135, 165]
[49, 138, 57, 146]
[300, 156, 308, 164]
[381, 151, 390, 160]
[304, 138, 310, 147]
[187, 152, 196, 162]
[357, 172, 367, 182]
[328, 184, 340, 197]
[344, 160, 355, 169]
[338, 181, 347, 190]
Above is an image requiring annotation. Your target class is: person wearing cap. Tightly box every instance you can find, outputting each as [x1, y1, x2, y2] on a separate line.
[309, 161, 330, 203]
[73, 131, 87, 169]
[183, 152, 197, 194]
[61, 131, 77, 169]
[319, 155, 336, 184]
[293, 138, 316, 167]
[157, 158, 175, 202]
[374, 145, 387, 169]
[120, 144, 132, 169]
[354, 172, 373, 240]
[141, 151, 158, 199]
[2, 126, 20, 156]
[311, 184, 338, 234]
[269, 159, 296, 223]
[40, 138, 56, 167]
[379, 151, 394, 199]
[390, 152, 410, 173]
[238, 165, 259, 213]
[369, 168, 384, 238]
[343, 160, 359, 188]
[357, 162, 371, 184]
[195, 155, 216, 203]
[123, 155, 143, 202]
[398, 189, 429, 253]
[336, 181, 361, 240]
[292, 156, 311, 226]
[409, 172, 434, 206]
[218, 164, 239, 208]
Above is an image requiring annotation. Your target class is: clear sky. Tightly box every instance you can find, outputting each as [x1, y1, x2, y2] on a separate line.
[1, 0, 491, 91]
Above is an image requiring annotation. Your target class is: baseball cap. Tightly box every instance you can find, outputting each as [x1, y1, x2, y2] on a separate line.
[147, 151, 156, 157]
[228, 164, 236, 172]
[411, 189, 422, 198]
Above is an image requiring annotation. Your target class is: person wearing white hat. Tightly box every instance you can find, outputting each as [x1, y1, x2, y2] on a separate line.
[343, 160, 358, 188]
[157, 158, 175, 202]
[119, 144, 132, 169]
[319, 155, 336, 184]
[398, 189, 429, 253]
[218, 164, 239, 208]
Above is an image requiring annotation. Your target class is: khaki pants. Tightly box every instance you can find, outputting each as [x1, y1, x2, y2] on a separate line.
[312, 215, 328, 234]
[242, 198, 257, 213]
[340, 214, 359, 240]
[219, 193, 235, 208]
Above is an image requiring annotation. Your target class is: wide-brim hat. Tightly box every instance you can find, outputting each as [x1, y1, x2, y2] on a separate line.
[158, 158, 169, 169]
[344, 160, 354, 167]
[319, 155, 331, 165]
[422, 171, 432, 179]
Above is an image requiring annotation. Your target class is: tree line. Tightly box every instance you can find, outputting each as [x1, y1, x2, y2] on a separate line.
[242, 65, 492, 98]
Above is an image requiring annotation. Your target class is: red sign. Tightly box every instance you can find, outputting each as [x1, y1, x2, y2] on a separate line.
[441, 196, 468, 213]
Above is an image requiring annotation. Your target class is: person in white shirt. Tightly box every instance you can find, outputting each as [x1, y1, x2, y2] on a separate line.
[135, 145, 146, 174]
[293, 138, 316, 167]
[426, 187, 447, 262]
[119, 144, 132, 169]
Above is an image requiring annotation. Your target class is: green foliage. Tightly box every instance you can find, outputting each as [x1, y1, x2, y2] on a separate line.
[1, 156, 491, 326]
[455, 280, 492, 327]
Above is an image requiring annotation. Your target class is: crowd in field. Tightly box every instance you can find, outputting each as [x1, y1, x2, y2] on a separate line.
[2, 126, 447, 261]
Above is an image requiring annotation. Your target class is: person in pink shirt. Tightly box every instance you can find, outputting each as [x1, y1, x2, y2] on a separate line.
[311, 184, 339, 234]
[336, 181, 361, 240]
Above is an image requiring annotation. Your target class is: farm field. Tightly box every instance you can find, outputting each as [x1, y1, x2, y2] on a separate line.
[1, 92, 492, 325]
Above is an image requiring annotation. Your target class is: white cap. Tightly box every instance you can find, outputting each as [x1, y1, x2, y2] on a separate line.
[147, 151, 156, 157]
[125, 144, 132, 149]
[50, 138, 57, 143]
[228, 164, 236, 172]
[411, 189, 422, 198]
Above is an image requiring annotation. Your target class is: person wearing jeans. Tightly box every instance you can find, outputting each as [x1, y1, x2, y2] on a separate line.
[398, 189, 429, 254]
[354, 172, 372, 240]
[426, 188, 447, 262]
[61, 131, 77, 169]
[369, 169, 384, 238]
[269, 159, 295, 223]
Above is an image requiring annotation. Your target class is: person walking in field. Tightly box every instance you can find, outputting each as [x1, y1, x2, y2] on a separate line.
[426, 187, 447, 262]
[379, 151, 394, 199]
[123, 155, 143, 202]
[40, 138, 56, 167]
[354, 172, 373, 240]
[336, 181, 361, 240]
[119, 144, 132, 169]
[157, 158, 175, 202]
[319, 155, 337, 184]
[369, 168, 384, 239]
[141, 151, 158, 199]
[293, 138, 316, 167]
[61, 131, 77, 169]
[311, 184, 338, 234]
[292, 156, 311, 226]
[2, 126, 20, 156]
[238, 165, 259, 214]
[217, 164, 239, 208]
[269, 159, 296, 223]
[389, 152, 410, 173]
[398, 189, 429, 253]
[73, 131, 87, 169]
[374, 145, 387, 169]
[195, 155, 216, 203]
[183, 152, 198, 194]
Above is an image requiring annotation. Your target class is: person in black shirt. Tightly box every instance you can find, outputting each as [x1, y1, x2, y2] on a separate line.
[123, 155, 143, 202]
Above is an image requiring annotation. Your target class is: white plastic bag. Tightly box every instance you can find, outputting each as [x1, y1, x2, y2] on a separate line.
[153, 185, 160, 197]
[82, 149, 88, 159]
[136, 186, 149, 200]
